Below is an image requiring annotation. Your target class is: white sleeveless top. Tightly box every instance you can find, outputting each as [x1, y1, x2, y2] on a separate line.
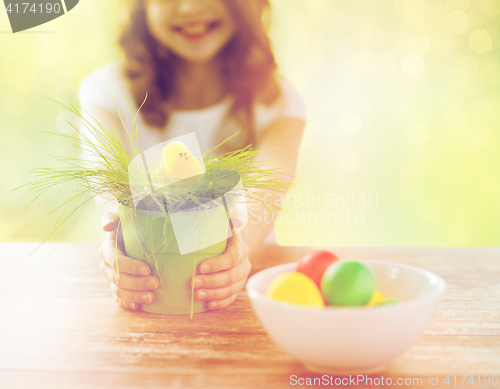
[78, 62, 306, 155]
[78, 62, 306, 244]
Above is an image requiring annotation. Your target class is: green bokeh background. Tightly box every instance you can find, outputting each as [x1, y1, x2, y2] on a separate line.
[0, 0, 499, 246]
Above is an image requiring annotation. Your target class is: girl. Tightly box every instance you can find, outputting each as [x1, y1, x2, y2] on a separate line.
[79, 0, 306, 312]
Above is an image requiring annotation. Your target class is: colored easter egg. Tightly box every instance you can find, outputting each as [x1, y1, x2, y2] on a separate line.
[366, 290, 387, 306]
[296, 250, 339, 288]
[320, 261, 375, 306]
[378, 299, 399, 306]
[266, 272, 325, 307]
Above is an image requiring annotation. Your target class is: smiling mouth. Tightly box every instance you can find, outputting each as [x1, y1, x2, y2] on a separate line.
[171, 20, 222, 39]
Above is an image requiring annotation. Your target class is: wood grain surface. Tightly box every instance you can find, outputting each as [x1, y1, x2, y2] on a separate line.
[0, 243, 499, 388]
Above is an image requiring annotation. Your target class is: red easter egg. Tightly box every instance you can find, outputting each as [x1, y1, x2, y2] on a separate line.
[296, 250, 339, 288]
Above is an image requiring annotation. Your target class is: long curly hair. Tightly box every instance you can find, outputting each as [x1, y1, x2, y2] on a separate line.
[117, 0, 281, 153]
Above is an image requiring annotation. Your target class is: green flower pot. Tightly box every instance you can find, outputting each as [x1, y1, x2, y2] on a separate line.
[118, 202, 229, 315]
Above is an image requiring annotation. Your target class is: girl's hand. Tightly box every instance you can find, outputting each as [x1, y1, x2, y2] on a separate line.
[190, 218, 251, 311]
[99, 212, 160, 311]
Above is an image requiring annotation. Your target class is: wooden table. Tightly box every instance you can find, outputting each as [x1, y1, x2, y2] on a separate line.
[0, 243, 499, 388]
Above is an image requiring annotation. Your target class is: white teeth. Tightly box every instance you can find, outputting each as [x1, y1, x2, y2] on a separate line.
[183, 24, 208, 35]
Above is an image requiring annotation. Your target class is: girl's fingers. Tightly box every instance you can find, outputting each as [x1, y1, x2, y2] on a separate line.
[102, 212, 120, 232]
[230, 216, 245, 229]
[100, 260, 159, 291]
[194, 278, 246, 301]
[115, 295, 141, 311]
[110, 283, 156, 305]
[191, 257, 251, 289]
[100, 240, 151, 276]
[105, 214, 247, 312]
[198, 234, 248, 274]
[198, 251, 236, 275]
[206, 293, 238, 311]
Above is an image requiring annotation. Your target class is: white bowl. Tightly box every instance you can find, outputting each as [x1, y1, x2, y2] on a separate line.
[246, 260, 445, 374]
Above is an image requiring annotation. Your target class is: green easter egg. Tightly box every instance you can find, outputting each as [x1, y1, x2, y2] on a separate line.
[320, 261, 376, 306]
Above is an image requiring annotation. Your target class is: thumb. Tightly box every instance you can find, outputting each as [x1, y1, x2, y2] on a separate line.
[230, 216, 245, 231]
[102, 211, 120, 232]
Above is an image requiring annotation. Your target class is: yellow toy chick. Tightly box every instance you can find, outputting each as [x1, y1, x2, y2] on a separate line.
[154, 141, 204, 184]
